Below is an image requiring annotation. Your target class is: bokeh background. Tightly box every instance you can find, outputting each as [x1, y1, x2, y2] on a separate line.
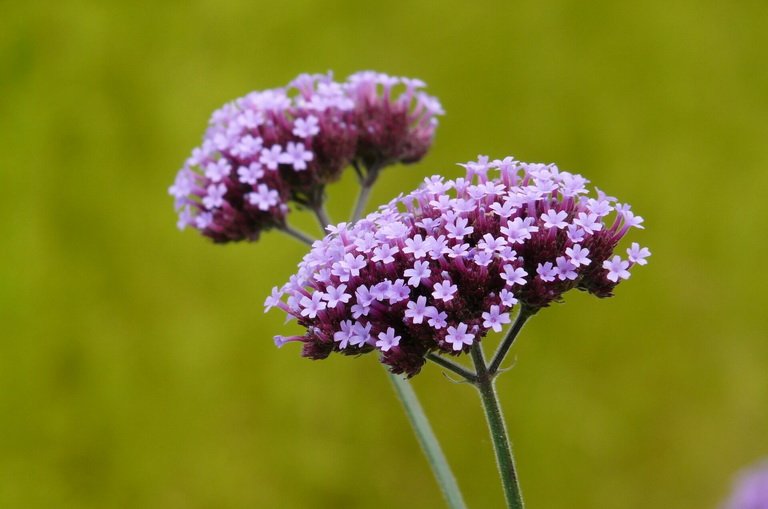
[2, 1, 767, 507]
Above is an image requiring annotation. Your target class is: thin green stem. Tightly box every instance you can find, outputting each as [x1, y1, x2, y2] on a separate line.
[350, 164, 381, 222]
[351, 182, 374, 223]
[313, 204, 332, 231]
[388, 372, 467, 509]
[471, 343, 524, 509]
[426, 353, 477, 383]
[279, 225, 315, 246]
[488, 310, 530, 375]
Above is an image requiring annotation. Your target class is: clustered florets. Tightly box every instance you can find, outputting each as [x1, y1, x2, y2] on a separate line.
[265, 156, 650, 376]
[169, 71, 444, 243]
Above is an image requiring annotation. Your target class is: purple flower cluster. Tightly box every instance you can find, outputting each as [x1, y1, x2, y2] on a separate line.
[169, 71, 444, 243]
[725, 461, 768, 509]
[265, 156, 650, 376]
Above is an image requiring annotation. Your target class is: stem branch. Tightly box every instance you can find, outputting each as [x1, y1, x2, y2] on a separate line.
[488, 310, 530, 375]
[351, 182, 374, 223]
[350, 164, 381, 222]
[471, 343, 524, 509]
[313, 204, 332, 232]
[279, 225, 315, 246]
[388, 372, 467, 509]
[426, 353, 477, 382]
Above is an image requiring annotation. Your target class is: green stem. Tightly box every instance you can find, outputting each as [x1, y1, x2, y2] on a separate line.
[313, 204, 331, 231]
[388, 372, 468, 509]
[351, 182, 374, 223]
[350, 164, 381, 222]
[426, 353, 477, 383]
[279, 224, 315, 246]
[488, 309, 530, 375]
[471, 343, 524, 509]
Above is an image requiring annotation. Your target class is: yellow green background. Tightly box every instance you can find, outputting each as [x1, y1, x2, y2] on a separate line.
[2, 1, 767, 507]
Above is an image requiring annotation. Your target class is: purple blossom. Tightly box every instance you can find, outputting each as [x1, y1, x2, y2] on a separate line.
[237, 162, 264, 185]
[204, 159, 231, 182]
[202, 183, 227, 209]
[425, 307, 448, 330]
[259, 145, 284, 171]
[376, 328, 401, 352]
[323, 284, 351, 308]
[300, 292, 327, 319]
[404, 260, 431, 287]
[445, 323, 475, 351]
[541, 209, 569, 229]
[482, 306, 511, 333]
[502, 265, 527, 286]
[566, 244, 591, 266]
[279, 142, 314, 171]
[724, 460, 768, 509]
[334, 320, 354, 349]
[627, 242, 651, 266]
[403, 235, 429, 259]
[405, 296, 430, 324]
[432, 280, 458, 302]
[602, 256, 631, 282]
[555, 256, 578, 281]
[267, 155, 649, 376]
[292, 115, 320, 138]
[247, 184, 280, 211]
[350, 321, 372, 347]
[536, 262, 558, 282]
[445, 217, 474, 239]
[388, 279, 411, 303]
[169, 71, 443, 243]
[372, 243, 399, 264]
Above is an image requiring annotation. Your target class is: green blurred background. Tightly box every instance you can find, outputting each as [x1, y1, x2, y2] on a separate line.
[2, 0, 767, 507]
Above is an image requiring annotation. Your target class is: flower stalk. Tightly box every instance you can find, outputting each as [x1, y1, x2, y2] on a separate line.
[489, 309, 531, 375]
[471, 342, 524, 509]
[388, 374, 467, 509]
[309, 196, 467, 509]
[278, 224, 315, 246]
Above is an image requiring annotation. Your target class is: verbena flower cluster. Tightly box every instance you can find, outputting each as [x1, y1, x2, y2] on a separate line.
[724, 461, 768, 509]
[169, 71, 444, 243]
[266, 156, 650, 376]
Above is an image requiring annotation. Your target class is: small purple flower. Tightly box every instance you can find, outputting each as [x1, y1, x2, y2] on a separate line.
[404, 260, 431, 287]
[627, 242, 651, 266]
[292, 115, 320, 138]
[376, 327, 402, 352]
[260, 145, 284, 171]
[432, 280, 458, 302]
[555, 256, 578, 281]
[247, 184, 280, 211]
[405, 296, 431, 324]
[724, 460, 768, 509]
[536, 262, 558, 282]
[482, 306, 511, 333]
[445, 323, 475, 351]
[602, 255, 631, 282]
[541, 209, 569, 229]
[566, 244, 591, 266]
[279, 142, 314, 171]
[323, 284, 351, 308]
[202, 183, 227, 209]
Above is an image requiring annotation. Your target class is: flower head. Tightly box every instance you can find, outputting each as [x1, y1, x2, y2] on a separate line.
[170, 71, 443, 243]
[266, 155, 648, 376]
[346, 71, 444, 170]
